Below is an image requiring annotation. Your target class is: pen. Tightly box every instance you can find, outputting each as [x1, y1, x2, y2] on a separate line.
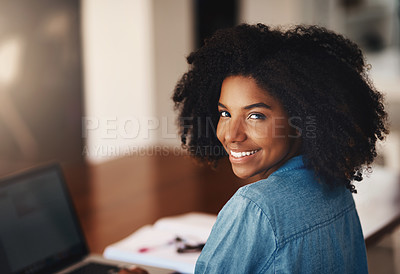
[138, 236, 205, 254]
[138, 239, 175, 253]
[176, 243, 205, 253]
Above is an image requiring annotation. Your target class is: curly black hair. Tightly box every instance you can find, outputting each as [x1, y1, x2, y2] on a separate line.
[172, 23, 388, 192]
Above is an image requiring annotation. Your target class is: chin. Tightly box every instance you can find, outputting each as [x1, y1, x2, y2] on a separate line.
[232, 166, 267, 181]
[234, 173, 251, 180]
[232, 167, 254, 180]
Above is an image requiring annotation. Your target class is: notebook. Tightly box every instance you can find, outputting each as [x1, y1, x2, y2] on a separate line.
[0, 164, 174, 274]
[104, 212, 216, 273]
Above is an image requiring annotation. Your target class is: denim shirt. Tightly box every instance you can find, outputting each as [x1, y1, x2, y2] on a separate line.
[195, 156, 368, 273]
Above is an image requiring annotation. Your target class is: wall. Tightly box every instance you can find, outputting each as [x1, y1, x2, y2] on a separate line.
[239, 0, 345, 31]
[81, 0, 156, 163]
[0, 0, 83, 175]
[239, 0, 304, 26]
[81, 0, 193, 163]
[153, 0, 194, 146]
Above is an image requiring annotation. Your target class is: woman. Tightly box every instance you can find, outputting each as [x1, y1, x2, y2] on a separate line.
[173, 24, 388, 273]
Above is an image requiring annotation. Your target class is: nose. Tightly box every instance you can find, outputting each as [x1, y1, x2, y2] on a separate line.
[224, 118, 246, 143]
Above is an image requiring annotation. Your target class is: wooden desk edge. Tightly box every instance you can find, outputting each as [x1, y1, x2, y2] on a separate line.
[365, 213, 400, 247]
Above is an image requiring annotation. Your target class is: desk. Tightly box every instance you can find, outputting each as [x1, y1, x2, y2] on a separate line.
[62, 153, 244, 253]
[62, 153, 400, 253]
[353, 166, 400, 246]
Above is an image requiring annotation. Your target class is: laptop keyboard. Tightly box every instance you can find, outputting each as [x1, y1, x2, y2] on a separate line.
[68, 262, 121, 274]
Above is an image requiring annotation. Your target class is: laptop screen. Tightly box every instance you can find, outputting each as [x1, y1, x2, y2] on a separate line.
[0, 165, 88, 274]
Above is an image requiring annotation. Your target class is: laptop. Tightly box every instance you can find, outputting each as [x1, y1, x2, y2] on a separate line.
[0, 164, 174, 274]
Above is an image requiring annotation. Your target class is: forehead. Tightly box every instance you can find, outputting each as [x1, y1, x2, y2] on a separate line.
[219, 75, 277, 106]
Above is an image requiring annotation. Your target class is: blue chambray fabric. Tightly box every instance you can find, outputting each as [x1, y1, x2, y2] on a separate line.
[195, 156, 368, 274]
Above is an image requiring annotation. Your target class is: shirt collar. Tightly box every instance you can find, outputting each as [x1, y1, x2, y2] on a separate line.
[272, 155, 305, 175]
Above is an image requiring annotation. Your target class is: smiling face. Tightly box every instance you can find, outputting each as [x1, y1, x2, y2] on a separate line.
[216, 75, 301, 180]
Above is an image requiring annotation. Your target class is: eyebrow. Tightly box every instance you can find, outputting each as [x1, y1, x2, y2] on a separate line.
[218, 102, 271, 110]
[244, 102, 272, 110]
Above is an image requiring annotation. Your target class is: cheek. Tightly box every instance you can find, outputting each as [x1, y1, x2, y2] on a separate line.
[271, 118, 291, 138]
[250, 120, 291, 149]
[247, 121, 271, 141]
[216, 120, 224, 143]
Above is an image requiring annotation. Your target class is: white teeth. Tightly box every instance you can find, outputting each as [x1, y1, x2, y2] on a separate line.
[230, 150, 259, 158]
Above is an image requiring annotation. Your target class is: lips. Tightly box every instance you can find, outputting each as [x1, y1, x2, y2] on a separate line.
[230, 149, 260, 158]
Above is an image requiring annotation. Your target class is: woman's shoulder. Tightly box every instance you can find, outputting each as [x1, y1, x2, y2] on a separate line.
[232, 158, 356, 241]
[236, 156, 320, 205]
[237, 155, 352, 204]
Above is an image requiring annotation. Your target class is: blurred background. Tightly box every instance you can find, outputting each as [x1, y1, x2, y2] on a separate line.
[0, 0, 399, 272]
[0, 0, 399, 170]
